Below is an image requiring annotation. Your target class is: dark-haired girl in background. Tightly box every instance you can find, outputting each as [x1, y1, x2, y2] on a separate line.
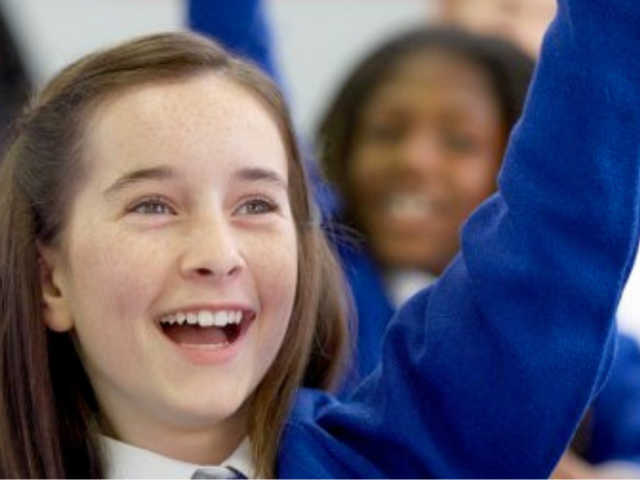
[317, 27, 534, 383]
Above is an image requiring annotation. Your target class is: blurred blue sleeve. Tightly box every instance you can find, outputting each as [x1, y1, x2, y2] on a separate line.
[187, 0, 282, 84]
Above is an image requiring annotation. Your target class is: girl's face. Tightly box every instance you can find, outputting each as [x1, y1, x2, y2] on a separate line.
[39, 74, 298, 463]
[347, 52, 505, 274]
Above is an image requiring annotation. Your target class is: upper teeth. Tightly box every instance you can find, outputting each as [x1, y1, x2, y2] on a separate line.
[385, 194, 434, 218]
[160, 310, 243, 327]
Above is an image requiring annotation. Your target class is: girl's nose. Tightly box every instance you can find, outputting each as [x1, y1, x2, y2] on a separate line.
[397, 132, 442, 175]
[180, 217, 246, 281]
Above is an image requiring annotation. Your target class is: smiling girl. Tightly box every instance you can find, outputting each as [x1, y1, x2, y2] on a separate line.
[0, 35, 348, 478]
[1, 0, 640, 477]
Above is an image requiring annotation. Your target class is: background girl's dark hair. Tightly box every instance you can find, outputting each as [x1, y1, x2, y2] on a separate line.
[0, 5, 32, 149]
[0, 31, 348, 479]
[316, 26, 535, 229]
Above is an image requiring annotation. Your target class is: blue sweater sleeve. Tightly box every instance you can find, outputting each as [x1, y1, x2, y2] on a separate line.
[187, 0, 281, 83]
[277, 0, 640, 478]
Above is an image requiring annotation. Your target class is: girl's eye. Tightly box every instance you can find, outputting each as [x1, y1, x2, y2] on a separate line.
[442, 131, 482, 155]
[129, 198, 175, 215]
[236, 198, 277, 216]
[362, 121, 405, 145]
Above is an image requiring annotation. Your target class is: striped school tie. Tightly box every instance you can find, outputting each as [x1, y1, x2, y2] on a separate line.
[191, 466, 247, 479]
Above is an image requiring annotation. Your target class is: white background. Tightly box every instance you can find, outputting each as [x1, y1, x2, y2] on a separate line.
[1, 0, 434, 137]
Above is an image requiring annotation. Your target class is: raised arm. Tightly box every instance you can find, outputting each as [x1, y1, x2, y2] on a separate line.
[279, 0, 640, 477]
[187, 0, 283, 84]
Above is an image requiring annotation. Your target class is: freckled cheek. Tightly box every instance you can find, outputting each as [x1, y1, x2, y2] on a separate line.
[348, 151, 388, 188]
[71, 238, 166, 327]
[454, 164, 498, 206]
[250, 234, 298, 310]
[265, 260, 298, 309]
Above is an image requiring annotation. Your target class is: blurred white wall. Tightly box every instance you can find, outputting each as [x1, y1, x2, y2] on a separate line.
[618, 262, 640, 340]
[0, 0, 184, 83]
[270, 0, 436, 136]
[0, 0, 435, 137]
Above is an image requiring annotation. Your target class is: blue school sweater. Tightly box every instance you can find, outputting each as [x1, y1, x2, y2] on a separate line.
[189, 0, 640, 477]
[339, 239, 640, 470]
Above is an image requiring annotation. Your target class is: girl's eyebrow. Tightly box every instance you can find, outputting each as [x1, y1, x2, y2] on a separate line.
[233, 167, 288, 189]
[103, 165, 175, 199]
[103, 165, 287, 199]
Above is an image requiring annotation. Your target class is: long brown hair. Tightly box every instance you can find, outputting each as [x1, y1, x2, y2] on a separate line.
[0, 32, 348, 479]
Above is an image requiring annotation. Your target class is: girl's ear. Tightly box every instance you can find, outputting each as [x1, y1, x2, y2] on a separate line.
[37, 243, 74, 332]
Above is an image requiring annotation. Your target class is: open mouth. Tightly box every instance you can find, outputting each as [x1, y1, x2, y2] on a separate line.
[383, 193, 440, 222]
[159, 310, 255, 349]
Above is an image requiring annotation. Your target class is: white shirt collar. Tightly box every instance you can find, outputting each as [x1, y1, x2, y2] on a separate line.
[101, 435, 253, 479]
[385, 268, 438, 308]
